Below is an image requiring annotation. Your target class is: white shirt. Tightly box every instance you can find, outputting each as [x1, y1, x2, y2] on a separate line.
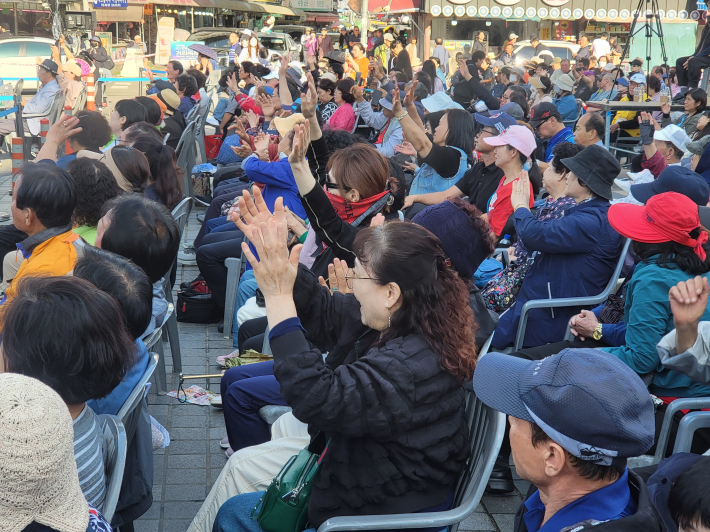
[591, 38, 611, 59]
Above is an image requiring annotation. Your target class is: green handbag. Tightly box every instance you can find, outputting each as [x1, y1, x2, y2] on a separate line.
[251, 434, 329, 532]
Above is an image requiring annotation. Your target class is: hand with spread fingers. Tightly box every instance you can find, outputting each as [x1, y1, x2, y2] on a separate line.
[246, 109, 260, 129]
[318, 258, 352, 295]
[253, 131, 270, 152]
[300, 80, 318, 119]
[36, 115, 82, 162]
[231, 139, 253, 159]
[228, 119, 251, 143]
[233, 187, 275, 235]
[394, 141, 416, 156]
[240, 196, 302, 300]
[402, 80, 418, 109]
[288, 122, 311, 168]
[256, 93, 275, 119]
[390, 87, 404, 116]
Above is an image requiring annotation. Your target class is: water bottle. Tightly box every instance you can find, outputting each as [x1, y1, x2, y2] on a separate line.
[499, 234, 512, 247]
[634, 85, 641, 102]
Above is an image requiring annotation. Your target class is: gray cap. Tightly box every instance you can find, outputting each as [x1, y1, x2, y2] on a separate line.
[499, 102, 524, 121]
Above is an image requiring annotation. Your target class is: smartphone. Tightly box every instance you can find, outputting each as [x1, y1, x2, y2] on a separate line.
[357, 76, 365, 87]
[355, 71, 362, 84]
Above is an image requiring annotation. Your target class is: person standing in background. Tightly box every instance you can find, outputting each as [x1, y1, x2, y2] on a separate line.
[432, 37, 450, 75]
[317, 28, 333, 59]
[406, 35, 418, 64]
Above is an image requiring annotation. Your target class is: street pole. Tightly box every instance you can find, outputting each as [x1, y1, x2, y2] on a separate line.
[360, 0, 368, 45]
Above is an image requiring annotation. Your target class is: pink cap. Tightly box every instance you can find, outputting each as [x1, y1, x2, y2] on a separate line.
[483, 125, 537, 157]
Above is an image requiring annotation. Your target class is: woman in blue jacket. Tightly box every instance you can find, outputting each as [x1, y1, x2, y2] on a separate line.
[491, 144, 624, 349]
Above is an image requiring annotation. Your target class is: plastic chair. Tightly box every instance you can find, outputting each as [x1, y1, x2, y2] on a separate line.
[563, 99, 584, 130]
[176, 121, 199, 197]
[72, 86, 88, 113]
[223, 255, 245, 339]
[16, 89, 67, 162]
[144, 304, 175, 394]
[316, 383, 505, 532]
[478, 333, 494, 360]
[653, 397, 710, 462]
[512, 238, 631, 351]
[116, 354, 159, 428]
[98, 414, 127, 524]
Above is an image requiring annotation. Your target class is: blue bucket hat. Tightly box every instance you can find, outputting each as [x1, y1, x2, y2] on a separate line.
[473, 349, 655, 464]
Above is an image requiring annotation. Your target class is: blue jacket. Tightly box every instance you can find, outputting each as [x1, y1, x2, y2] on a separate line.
[591, 305, 626, 347]
[87, 339, 150, 415]
[554, 94, 578, 122]
[601, 258, 710, 398]
[492, 198, 623, 349]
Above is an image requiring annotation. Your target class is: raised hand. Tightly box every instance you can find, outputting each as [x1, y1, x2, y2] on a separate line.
[228, 119, 251, 143]
[256, 93, 275, 118]
[391, 87, 404, 116]
[253, 131, 270, 151]
[661, 101, 671, 115]
[509, 170, 531, 210]
[226, 71, 239, 93]
[394, 141, 416, 156]
[318, 258, 352, 295]
[402, 81, 418, 109]
[246, 109, 260, 129]
[670, 276, 710, 328]
[231, 139, 253, 159]
[350, 84, 364, 103]
[233, 187, 275, 235]
[240, 196, 302, 299]
[301, 80, 318, 119]
[279, 54, 290, 76]
[288, 122, 311, 167]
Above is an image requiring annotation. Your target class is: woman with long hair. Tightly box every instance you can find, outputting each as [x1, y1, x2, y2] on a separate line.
[213, 203, 477, 531]
[238, 34, 261, 63]
[421, 59, 444, 92]
[131, 135, 185, 209]
[392, 39, 413, 80]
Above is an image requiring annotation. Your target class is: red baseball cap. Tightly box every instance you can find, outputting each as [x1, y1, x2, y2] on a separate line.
[608, 192, 709, 259]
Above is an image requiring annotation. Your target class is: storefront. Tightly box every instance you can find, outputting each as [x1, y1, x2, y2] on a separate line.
[423, 0, 700, 62]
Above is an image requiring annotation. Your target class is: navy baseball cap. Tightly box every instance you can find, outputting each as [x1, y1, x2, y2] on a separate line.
[631, 166, 710, 206]
[473, 349, 655, 464]
[474, 111, 517, 134]
[616, 77, 629, 87]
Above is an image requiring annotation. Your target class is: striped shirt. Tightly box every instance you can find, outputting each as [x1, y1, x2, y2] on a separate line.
[74, 405, 106, 511]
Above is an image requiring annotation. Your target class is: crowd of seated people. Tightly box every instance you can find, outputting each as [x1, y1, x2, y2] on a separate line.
[5, 28, 710, 532]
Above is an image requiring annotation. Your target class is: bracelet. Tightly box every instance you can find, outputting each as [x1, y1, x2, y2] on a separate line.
[514, 203, 529, 211]
[394, 111, 409, 122]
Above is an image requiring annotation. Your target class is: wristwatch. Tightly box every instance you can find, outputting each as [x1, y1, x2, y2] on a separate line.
[592, 323, 603, 341]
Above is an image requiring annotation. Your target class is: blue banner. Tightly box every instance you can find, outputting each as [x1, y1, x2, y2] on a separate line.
[170, 41, 204, 62]
[93, 0, 128, 7]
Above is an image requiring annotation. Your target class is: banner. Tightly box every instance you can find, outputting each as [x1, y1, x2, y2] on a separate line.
[93, 0, 128, 7]
[155, 16, 175, 66]
[171, 41, 205, 63]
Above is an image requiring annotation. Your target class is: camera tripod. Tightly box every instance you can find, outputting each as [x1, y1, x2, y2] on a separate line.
[612, 0, 668, 89]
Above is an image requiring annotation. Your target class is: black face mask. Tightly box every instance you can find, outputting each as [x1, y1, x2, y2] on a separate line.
[91, 42, 99, 47]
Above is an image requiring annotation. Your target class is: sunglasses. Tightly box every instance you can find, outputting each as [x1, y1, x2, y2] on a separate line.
[324, 180, 351, 191]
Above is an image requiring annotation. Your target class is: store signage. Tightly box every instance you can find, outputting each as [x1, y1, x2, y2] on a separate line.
[93, 0, 128, 6]
[284, 0, 334, 10]
[171, 41, 204, 62]
[144, 3, 153, 15]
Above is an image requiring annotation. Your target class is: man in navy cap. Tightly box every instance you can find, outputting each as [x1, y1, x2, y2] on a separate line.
[403, 112, 516, 214]
[474, 349, 663, 532]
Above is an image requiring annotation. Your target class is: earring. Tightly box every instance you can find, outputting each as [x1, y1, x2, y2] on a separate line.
[387, 307, 391, 329]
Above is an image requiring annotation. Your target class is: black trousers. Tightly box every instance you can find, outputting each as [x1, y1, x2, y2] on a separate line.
[0, 225, 27, 280]
[238, 316, 268, 354]
[193, 184, 245, 249]
[195, 229, 243, 309]
[676, 55, 710, 88]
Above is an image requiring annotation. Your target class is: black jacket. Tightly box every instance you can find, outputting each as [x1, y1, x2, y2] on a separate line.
[272, 266, 470, 527]
[513, 470, 667, 532]
[452, 64, 500, 111]
[162, 110, 186, 151]
[89, 45, 114, 70]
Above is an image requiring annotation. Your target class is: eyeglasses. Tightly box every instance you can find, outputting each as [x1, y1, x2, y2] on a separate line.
[324, 181, 339, 190]
[534, 117, 550, 130]
[344, 268, 374, 289]
[477, 128, 496, 137]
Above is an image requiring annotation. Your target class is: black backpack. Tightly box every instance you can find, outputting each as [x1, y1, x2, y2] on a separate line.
[176, 280, 221, 323]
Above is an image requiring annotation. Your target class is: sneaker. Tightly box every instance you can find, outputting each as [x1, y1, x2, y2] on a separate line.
[197, 213, 205, 223]
[177, 245, 197, 265]
[194, 195, 212, 207]
[225, 447, 234, 458]
[220, 436, 230, 449]
[216, 350, 239, 367]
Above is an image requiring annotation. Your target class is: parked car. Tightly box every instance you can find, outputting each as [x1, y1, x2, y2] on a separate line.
[0, 37, 66, 92]
[187, 28, 300, 67]
[511, 40, 580, 65]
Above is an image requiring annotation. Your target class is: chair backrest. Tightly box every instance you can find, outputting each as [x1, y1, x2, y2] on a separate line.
[450, 384, 506, 532]
[176, 121, 199, 188]
[72, 86, 88, 113]
[47, 90, 68, 126]
[98, 414, 127, 524]
[116, 353, 159, 427]
[13, 78, 24, 104]
[350, 112, 360, 134]
[171, 196, 193, 240]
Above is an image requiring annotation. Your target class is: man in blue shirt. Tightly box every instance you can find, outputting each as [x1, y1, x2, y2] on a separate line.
[529, 102, 575, 170]
[473, 349, 662, 532]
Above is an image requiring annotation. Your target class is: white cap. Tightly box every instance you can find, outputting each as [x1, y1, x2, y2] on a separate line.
[629, 73, 646, 84]
[654, 124, 691, 152]
[263, 70, 279, 80]
[509, 32, 518, 39]
[603, 63, 617, 71]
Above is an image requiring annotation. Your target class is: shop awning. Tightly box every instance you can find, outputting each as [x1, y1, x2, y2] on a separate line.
[95, 5, 145, 20]
[128, 0, 201, 6]
[305, 12, 339, 22]
[348, 0, 419, 14]
[198, 0, 258, 10]
[262, 4, 306, 16]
